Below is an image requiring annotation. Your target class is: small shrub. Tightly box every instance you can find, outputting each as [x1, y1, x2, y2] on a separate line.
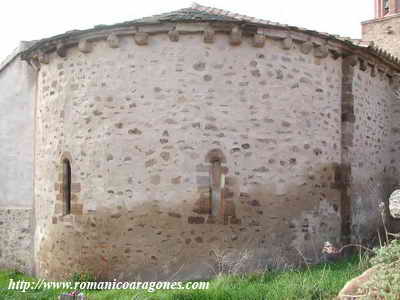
[70, 271, 97, 283]
[359, 237, 400, 298]
[370, 238, 400, 266]
[7, 269, 23, 280]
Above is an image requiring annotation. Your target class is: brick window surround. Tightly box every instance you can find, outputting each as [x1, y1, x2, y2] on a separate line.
[53, 152, 82, 222]
[189, 149, 240, 225]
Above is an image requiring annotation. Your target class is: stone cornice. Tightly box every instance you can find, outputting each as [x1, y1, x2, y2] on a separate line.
[19, 4, 400, 75]
[21, 21, 400, 79]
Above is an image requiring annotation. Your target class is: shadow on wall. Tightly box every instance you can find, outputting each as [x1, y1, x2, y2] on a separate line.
[37, 163, 347, 281]
[244, 162, 342, 264]
[349, 172, 400, 248]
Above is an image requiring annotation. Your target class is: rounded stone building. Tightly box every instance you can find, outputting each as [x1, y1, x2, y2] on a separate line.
[19, 4, 400, 280]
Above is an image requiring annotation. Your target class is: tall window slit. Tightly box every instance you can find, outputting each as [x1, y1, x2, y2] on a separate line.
[63, 159, 72, 215]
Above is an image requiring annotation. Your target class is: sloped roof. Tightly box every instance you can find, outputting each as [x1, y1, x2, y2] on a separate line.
[0, 41, 36, 73]
[133, 5, 242, 23]
[19, 3, 400, 69]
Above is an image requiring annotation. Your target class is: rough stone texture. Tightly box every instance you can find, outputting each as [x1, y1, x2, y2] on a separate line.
[362, 14, 400, 58]
[32, 31, 347, 280]
[0, 42, 36, 274]
[1, 5, 400, 282]
[337, 264, 380, 299]
[0, 209, 34, 274]
[388, 190, 400, 217]
[348, 63, 397, 242]
[361, 8, 400, 234]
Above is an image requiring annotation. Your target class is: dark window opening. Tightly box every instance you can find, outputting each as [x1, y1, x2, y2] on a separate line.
[63, 159, 72, 215]
[384, 0, 390, 15]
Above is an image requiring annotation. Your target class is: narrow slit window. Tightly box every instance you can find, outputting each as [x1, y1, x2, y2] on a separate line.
[384, 0, 390, 15]
[210, 159, 225, 216]
[63, 159, 72, 215]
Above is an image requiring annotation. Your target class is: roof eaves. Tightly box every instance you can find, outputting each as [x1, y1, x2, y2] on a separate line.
[19, 3, 400, 69]
[0, 41, 36, 73]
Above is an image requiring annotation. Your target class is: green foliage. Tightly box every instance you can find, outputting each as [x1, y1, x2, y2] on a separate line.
[7, 269, 23, 281]
[0, 256, 366, 300]
[70, 271, 97, 283]
[370, 238, 400, 266]
[360, 238, 400, 298]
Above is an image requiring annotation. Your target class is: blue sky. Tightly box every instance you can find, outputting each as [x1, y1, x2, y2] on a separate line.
[0, 0, 374, 62]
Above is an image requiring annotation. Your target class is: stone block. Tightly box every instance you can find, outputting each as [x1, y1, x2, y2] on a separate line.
[193, 197, 211, 215]
[188, 216, 205, 224]
[196, 176, 210, 186]
[314, 45, 329, 58]
[56, 43, 67, 58]
[168, 30, 179, 42]
[206, 215, 216, 224]
[223, 200, 236, 216]
[71, 203, 83, 215]
[230, 216, 241, 225]
[343, 55, 358, 67]
[300, 41, 313, 54]
[358, 58, 367, 71]
[78, 40, 92, 53]
[134, 33, 149, 45]
[282, 37, 293, 50]
[253, 34, 265, 48]
[54, 203, 63, 214]
[38, 52, 49, 64]
[224, 176, 235, 186]
[203, 28, 215, 43]
[230, 26, 242, 45]
[107, 33, 119, 48]
[223, 188, 234, 199]
[71, 183, 81, 193]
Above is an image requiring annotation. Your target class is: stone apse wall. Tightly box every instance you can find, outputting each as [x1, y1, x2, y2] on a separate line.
[0, 42, 36, 275]
[27, 23, 400, 280]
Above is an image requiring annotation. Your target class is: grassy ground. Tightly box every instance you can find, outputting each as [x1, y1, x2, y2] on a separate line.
[0, 256, 367, 300]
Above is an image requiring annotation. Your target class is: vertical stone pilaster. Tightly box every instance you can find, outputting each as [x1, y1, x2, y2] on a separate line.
[389, 0, 397, 14]
[340, 55, 357, 247]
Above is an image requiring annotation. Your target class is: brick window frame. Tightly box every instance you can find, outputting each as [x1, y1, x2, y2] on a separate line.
[189, 149, 240, 225]
[53, 152, 82, 222]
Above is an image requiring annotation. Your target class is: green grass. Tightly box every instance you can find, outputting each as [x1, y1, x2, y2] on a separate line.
[0, 256, 367, 300]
